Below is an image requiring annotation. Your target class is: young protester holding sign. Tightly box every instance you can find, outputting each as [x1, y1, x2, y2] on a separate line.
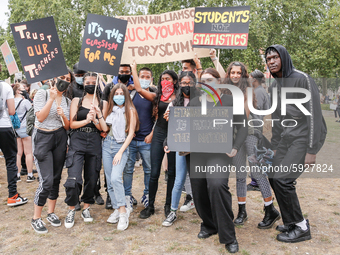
[12, 83, 35, 182]
[64, 72, 108, 228]
[104, 83, 139, 231]
[162, 71, 199, 227]
[31, 74, 71, 234]
[138, 70, 179, 219]
[124, 62, 155, 211]
[188, 68, 248, 253]
[0, 80, 28, 207]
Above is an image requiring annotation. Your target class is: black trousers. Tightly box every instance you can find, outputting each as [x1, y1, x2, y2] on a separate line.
[64, 131, 102, 206]
[33, 127, 68, 206]
[148, 125, 176, 207]
[188, 153, 236, 245]
[0, 128, 18, 197]
[268, 137, 306, 225]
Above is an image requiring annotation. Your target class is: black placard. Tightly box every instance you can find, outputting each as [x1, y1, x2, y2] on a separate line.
[10, 16, 68, 83]
[193, 6, 250, 49]
[78, 14, 127, 75]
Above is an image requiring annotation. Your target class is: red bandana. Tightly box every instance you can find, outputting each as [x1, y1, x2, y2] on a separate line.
[160, 80, 174, 101]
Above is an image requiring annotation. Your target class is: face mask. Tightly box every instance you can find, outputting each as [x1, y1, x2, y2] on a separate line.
[75, 77, 83, 85]
[85, 85, 96, 94]
[160, 80, 174, 101]
[118, 74, 131, 84]
[55, 78, 70, 92]
[114, 95, 125, 106]
[139, 79, 151, 89]
[181, 86, 190, 96]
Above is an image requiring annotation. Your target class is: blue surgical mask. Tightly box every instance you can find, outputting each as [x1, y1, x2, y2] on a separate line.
[139, 79, 151, 89]
[202, 82, 216, 95]
[113, 95, 125, 106]
[75, 77, 83, 85]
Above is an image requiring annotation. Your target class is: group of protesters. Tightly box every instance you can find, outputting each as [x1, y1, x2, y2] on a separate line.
[0, 44, 326, 253]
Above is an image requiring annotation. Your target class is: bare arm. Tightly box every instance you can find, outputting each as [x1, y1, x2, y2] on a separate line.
[6, 98, 15, 115]
[210, 49, 226, 79]
[131, 60, 156, 102]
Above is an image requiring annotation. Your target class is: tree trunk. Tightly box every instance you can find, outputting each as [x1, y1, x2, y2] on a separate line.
[322, 78, 327, 96]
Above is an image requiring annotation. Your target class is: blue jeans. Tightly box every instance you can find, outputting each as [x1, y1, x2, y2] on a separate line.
[123, 139, 151, 196]
[171, 152, 188, 210]
[102, 136, 129, 209]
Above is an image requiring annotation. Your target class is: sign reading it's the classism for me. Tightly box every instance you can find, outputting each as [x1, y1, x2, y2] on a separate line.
[10, 16, 68, 83]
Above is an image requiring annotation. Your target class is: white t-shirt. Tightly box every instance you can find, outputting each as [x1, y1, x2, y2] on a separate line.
[0, 81, 14, 128]
[14, 98, 32, 128]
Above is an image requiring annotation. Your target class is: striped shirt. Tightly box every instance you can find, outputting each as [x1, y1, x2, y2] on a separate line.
[34, 89, 70, 130]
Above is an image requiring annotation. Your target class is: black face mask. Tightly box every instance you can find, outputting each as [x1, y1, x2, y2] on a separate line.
[181, 86, 191, 96]
[56, 78, 70, 92]
[84, 85, 96, 94]
[118, 74, 131, 84]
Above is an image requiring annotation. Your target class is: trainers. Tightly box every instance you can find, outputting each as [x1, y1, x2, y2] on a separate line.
[94, 195, 104, 205]
[47, 212, 61, 227]
[81, 208, 93, 222]
[31, 218, 48, 234]
[180, 195, 195, 212]
[107, 209, 120, 224]
[27, 175, 36, 183]
[162, 211, 177, 227]
[16, 176, 21, 182]
[65, 209, 75, 228]
[141, 194, 149, 208]
[131, 195, 137, 206]
[7, 193, 28, 207]
[117, 210, 130, 231]
[125, 195, 133, 212]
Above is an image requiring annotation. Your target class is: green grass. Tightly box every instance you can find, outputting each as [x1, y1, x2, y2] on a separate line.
[321, 104, 331, 111]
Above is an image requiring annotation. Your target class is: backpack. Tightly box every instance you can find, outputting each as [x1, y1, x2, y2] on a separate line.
[26, 90, 48, 136]
[10, 99, 24, 129]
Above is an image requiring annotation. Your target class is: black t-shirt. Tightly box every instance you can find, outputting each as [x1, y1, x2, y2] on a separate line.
[102, 83, 112, 101]
[156, 101, 169, 130]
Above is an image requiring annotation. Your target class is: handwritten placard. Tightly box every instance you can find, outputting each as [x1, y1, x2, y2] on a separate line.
[10, 16, 68, 83]
[0, 41, 19, 75]
[78, 14, 127, 75]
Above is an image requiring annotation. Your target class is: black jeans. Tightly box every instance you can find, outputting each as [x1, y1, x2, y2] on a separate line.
[148, 125, 176, 207]
[64, 131, 102, 206]
[33, 127, 68, 206]
[188, 153, 236, 245]
[0, 128, 18, 197]
[268, 137, 306, 225]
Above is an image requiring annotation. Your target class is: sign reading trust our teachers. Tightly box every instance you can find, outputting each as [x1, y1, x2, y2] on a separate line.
[193, 6, 250, 49]
[117, 8, 210, 64]
[10, 17, 68, 83]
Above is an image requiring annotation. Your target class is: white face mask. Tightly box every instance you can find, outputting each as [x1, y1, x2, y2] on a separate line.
[139, 79, 151, 89]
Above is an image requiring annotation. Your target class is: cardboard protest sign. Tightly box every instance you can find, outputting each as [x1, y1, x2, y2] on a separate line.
[78, 14, 127, 75]
[168, 107, 233, 153]
[10, 17, 68, 83]
[193, 6, 250, 49]
[117, 8, 210, 64]
[0, 41, 20, 75]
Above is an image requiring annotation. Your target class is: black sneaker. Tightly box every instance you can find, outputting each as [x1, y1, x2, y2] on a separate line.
[16, 176, 21, 182]
[27, 175, 36, 183]
[162, 211, 177, 227]
[247, 183, 260, 191]
[31, 218, 48, 234]
[75, 202, 81, 211]
[131, 195, 137, 206]
[106, 195, 112, 209]
[81, 208, 93, 222]
[20, 168, 28, 176]
[94, 195, 104, 205]
[47, 212, 61, 227]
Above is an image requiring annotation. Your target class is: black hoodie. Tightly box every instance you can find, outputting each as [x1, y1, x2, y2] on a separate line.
[266, 45, 327, 154]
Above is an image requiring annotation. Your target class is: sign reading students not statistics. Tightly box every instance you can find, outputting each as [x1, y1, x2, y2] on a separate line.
[10, 17, 68, 83]
[78, 14, 127, 75]
[193, 6, 250, 49]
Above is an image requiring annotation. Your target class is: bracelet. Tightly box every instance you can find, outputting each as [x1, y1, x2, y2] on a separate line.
[93, 120, 99, 125]
[197, 68, 203, 70]
[211, 57, 217, 61]
[99, 115, 103, 119]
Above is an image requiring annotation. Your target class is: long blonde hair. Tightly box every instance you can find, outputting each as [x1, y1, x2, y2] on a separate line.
[106, 83, 139, 133]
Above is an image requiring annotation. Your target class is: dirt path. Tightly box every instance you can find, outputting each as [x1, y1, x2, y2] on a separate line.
[0, 114, 339, 255]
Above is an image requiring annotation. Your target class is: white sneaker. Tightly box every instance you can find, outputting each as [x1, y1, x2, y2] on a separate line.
[107, 209, 120, 224]
[162, 211, 177, 227]
[81, 207, 93, 222]
[65, 209, 75, 228]
[180, 196, 195, 212]
[125, 195, 133, 213]
[117, 210, 130, 231]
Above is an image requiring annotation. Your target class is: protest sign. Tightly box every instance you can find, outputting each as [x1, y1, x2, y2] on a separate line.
[193, 6, 250, 49]
[168, 107, 233, 153]
[0, 41, 19, 75]
[117, 8, 210, 64]
[78, 14, 127, 75]
[10, 17, 68, 83]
